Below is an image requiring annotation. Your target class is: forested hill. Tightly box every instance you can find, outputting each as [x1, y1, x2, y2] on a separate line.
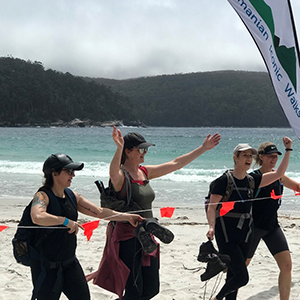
[0, 56, 289, 127]
[88, 72, 289, 127]
[0, 57, 138, 126]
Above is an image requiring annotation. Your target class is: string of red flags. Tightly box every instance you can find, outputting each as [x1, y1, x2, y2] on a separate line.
[78, 207, 176, 241]
[1, 191, 298, 238]
[0, 206, 176, 241]
[210, 190, 284, 216]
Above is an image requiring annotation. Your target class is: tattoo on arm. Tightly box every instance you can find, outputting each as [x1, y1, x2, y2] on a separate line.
[78, 203, 98, 216]
[32, 192, 47, 210]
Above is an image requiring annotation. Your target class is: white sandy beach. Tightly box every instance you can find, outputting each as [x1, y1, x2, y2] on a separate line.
[1, 197, 300, 300]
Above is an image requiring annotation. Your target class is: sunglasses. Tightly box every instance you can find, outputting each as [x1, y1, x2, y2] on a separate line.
[63, 169, 75, 176]
[134, 148, 148, 154]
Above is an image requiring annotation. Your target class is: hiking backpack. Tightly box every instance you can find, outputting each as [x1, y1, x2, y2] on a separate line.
[95, 169, 143, 212]
[205, 170, 255, 213]
[12, 187, 77, 266]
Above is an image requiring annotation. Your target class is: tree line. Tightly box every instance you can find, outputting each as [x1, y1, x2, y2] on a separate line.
[90, 71, 289, 127]
[0, 56, 289, 127]
[0, 57, 138, 126]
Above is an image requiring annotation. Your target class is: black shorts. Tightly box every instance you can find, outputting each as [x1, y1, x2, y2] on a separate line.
[248, 226, 289, 258]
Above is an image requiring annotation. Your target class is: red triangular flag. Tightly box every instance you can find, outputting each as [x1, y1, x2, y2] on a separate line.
[219, 202, 235, 217]
[294, 190, 300, 196]
[0, 225, 8, 232]
[160, 207, 175, 218]
[270, 189, 282, 200]
[81, 220, 100, 241]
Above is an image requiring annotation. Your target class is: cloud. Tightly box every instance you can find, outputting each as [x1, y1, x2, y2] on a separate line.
[1, 0, 299, 79]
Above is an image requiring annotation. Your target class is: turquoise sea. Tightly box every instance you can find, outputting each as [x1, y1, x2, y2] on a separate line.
[1, 126, 300, 211]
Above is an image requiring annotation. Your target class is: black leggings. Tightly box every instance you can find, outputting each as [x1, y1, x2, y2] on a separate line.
[119, 237, 159, 300]
[215, 230, 252, 300]
[30, 258, 90, 300]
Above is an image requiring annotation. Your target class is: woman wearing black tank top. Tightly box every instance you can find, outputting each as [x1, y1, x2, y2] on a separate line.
[246, 142, 300, 300]
[29, 153, 143, 300]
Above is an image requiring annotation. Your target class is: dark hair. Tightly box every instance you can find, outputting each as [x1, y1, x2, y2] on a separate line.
[42, 168, 63, 189]
[121, 147, 132, 165]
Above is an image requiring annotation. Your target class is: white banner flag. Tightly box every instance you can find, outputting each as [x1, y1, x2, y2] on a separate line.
[227, 0, 300, 138]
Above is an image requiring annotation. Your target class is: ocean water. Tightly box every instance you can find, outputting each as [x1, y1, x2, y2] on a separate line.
[1, 126, 300, 211]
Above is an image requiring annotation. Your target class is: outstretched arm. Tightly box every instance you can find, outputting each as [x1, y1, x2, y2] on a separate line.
[259, 137, 292, 188]
[282, 175, 300, 192]
[30, 191, 84, 235]
[109, 126, 126, 191]
[146, 133, 221, 180]
[76, 192, 144, 226]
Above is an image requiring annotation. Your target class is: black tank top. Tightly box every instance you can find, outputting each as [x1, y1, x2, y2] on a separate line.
[251, 170, 282, 231]
[40, 189, 78, 261]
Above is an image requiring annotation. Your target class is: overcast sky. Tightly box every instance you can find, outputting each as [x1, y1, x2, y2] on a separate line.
[1, 0, 300, 79]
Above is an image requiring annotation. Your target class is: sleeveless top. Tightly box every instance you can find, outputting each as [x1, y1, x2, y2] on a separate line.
[250, 169, 282, 231]
[117, 166, 155, 218]
[40, 188, 78, 261]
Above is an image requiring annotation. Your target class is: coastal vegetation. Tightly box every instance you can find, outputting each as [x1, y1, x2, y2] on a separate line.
[0, 56, 289, 127]
[0, 57, 138, 127]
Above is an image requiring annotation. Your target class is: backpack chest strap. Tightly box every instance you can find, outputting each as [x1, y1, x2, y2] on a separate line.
[222, 212, 251, 229]
[218, 210, 253, 243]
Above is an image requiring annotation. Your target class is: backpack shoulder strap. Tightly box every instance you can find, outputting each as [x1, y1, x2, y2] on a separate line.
[246, 174, 255, 198]
[139, 166, 149, 179]
[117, 169, 132, 204]
[246, 174, 255, 189]
[222, 170, 234, 202]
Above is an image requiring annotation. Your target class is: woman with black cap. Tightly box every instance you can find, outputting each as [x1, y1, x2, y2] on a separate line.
[29, 153, 144, 300]
[206, 137, 293, 300]
[93, 126, 221, 300]
[246, 142, 300, 300]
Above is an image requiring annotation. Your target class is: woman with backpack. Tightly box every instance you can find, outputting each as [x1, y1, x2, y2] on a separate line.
[28, 153, 144, 300]
[91, 126, 221, 300]
[206, 137, 292, 300]
[246, 142, 300, 300]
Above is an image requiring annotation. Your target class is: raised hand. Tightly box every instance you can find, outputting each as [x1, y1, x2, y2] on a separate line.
[282, 136, 292, 149]
[202, 133, 221, 151]
[112, 126, 124, 149]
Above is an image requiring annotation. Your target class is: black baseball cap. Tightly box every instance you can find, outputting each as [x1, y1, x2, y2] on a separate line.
[43, 153, 84, 175]
[123, 132, 155, 149]
[259, 144, 282, 155]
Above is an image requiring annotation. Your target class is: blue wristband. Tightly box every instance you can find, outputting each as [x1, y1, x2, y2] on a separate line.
[63, 218, 69, 226]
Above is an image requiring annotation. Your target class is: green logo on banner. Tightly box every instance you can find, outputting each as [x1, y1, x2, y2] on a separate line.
[250, 0, 297, 90]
